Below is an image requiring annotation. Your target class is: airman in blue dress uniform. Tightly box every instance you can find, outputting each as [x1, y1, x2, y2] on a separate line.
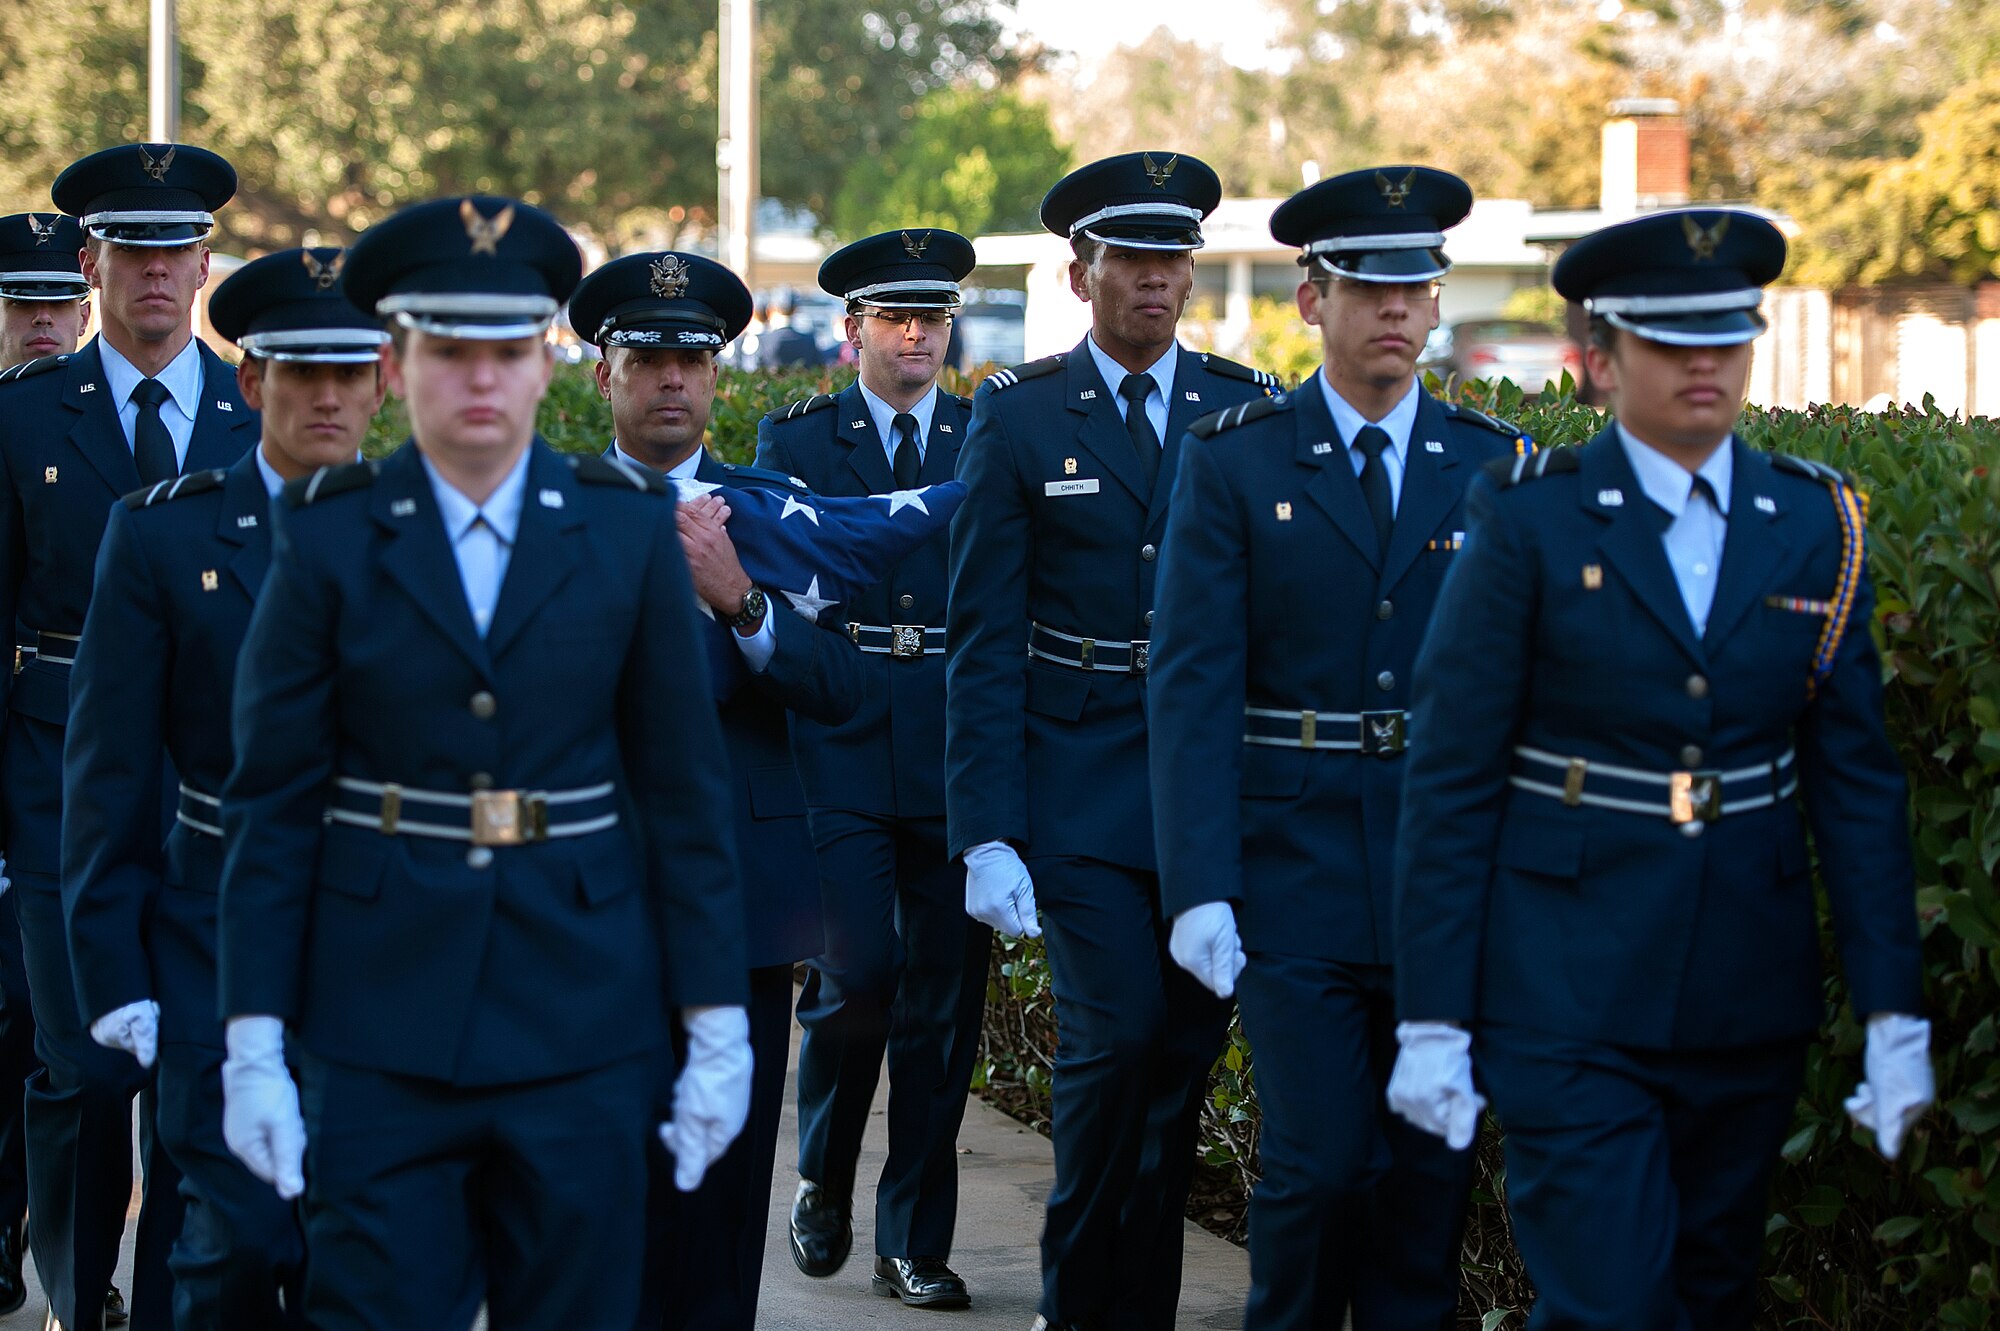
[1389, 209, 1934, 1330]
[63, 245, 388, 1329]
[0, 208, 92, 1317]
[1, 142, 250, 1331]
[944, 152, 1277, 1331]
[566, 251, 865, 1331]
[756, 228, 987, 1310]
[216, 198, 753, 1330]
[1151, 167, 1529, 1331]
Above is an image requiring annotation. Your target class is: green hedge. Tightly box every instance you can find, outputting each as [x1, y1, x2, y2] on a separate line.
[980, 377, 2000, 1329]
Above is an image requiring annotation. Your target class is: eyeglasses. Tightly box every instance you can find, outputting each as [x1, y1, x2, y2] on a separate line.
[862, 309, 954, 330]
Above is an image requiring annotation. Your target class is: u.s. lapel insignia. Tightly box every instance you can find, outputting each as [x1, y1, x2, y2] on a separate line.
[1079, 389, 1097, 401]
[901, 230, 930, 259]
[538, 488, 564, 508]
[390, 498, 416, 517]
[1754, 494, 1776, 514]
[78, 382, 95, 393]
[1312, 442, 1333, 455]
[460, 199, 516, 256]
[649, 253, 690, 298]
[1582, 564, 1603, 590]
[1064, 457, 1078, 475]
[850, 420, 867, 429]
[1141, 153, 1178, 188]
[138, 144, 176, 182]
[1597, 488, 1624, 507]
[200, 569, 219, 591]
[1375, 168, 1416, 208]
[217, 400, 233, 412]
[938, 423, 953, 433]
[1185, 390, 1200, 402]
[237, 514, 257, 528]
[1275, 501, 1293, 521]
[1424, 439, 1444, 453]
[43, 467, 57, 484]
[1682, 213, 1729, 261]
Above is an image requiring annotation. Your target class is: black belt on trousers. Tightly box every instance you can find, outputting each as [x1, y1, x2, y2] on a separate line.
[14, 628, 80, 672]
[847, 623, 946, 658]
[1508, 746, 1797, 825]
[327, 776, 621, 846]
[1242, 706, 1408, 756]
[1027, 622, 1149, 674]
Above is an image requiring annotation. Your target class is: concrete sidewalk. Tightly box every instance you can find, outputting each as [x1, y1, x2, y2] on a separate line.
[3, 1011, 1252, 1330]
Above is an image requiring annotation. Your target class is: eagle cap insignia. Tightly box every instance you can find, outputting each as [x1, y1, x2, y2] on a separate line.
[301, 248, 345, 291]
[901, 230, 929, 259]
[649, 253, 690, 298]
[1375, 168, 1416, 209]
[1682, 212, 1730, 261]
[1141, 153, 1178, 189]
[460, 199, 516, 257]
[138, 144, 176, 182]
[27, 215, 57, 246]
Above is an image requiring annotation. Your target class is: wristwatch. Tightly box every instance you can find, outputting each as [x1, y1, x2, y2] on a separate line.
[726, 587, 767, 630]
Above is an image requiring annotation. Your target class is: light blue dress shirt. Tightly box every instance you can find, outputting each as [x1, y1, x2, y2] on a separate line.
[1086, 335, 1177, 445]
[1617, 423, 1733, 637]
[421, 447, 530, 639]
[1318, 372, 1418, 514]
[255, 445, 287, 498]
[99, 335, 203, 469]
[615, 442, 778, 672]
[857, 380, 938, 472]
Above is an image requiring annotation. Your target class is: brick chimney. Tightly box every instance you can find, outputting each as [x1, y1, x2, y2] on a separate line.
[1600, 98, 1690, 214]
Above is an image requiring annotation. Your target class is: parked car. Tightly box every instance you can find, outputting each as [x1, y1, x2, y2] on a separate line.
[1419, 318, 1581, 394]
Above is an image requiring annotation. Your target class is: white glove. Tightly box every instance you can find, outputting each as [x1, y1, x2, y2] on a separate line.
[0, 854, 10, 898]
[1168, 902, 1246, 999]
[660, 1004, 753, 1191]
[1844, 1012, 1934, 1161]
[1385, 1021, 1486, 1151]
[964, 841, 1041, 939]
[220, 1014, 307, 1200]
[89, 999, 161, 1069]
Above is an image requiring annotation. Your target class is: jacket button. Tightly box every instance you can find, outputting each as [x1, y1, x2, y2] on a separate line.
[470, 691, 497, 719]
[470, 772, 494, 791]
[898, 593, 914, 610]
[1143, 610, 1154, 627]
[1680, 745, 1703, 768]
[1140, 543, 1157, 562]
[1376, 600, 1394, 621]
[467, 846, 495, 869]
[1377, 670, 1395, 691]
[1685, 675, 1708, 700]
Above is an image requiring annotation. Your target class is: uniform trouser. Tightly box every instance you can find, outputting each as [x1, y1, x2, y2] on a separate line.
[155, 1040, 306, 1329]
[15, 869, 182, 1331]
[294, 1049, 654, 1331]
[794, 809, 990, 1259]
[1476, 1022, 1807, 1331]
[642, 963, 795, 1331]
[1236, 953, 1473, 1331]
[0, 886, 40, 1238]
[1030, 855, 1233, 1331]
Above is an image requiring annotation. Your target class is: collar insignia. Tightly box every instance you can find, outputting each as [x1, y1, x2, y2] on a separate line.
[138, 144, 176, 182]
[1141, 153, 1178, 189]
[1683, 213, 1729, 261]
[649, 253, 690, 298]
[460, 200, 516, 257]
[301, 248, 345, 291]
[1376, 169, 1416, 209]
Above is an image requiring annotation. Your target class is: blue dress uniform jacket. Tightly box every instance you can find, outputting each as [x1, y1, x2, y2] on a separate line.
[945, 340, 1274, 868]
[1151, 382, 1527, 962]
[755, 382, 967, 818]
[0, 338, 256, 874]
[1395, 427, 1924, 1049]
[219, 442, 748, 1087]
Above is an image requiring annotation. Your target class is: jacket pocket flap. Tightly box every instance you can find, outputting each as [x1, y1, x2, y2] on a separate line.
[7, 664, 68, 726]
[1239, 747, 1308, 799]
[747, 764, 806, 820]
[315, 828, 393, 900]
[1496, 818, 1584, 879]
[1024, 665, 1090, 722]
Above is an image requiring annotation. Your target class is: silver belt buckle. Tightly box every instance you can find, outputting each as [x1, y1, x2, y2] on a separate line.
[1130, 640, 1149, 674]
[889, 625, 926, 659]
[1360, 710, 1407, 757]
[1669, 771, 1723, 824]
[470, 790, 549, 845]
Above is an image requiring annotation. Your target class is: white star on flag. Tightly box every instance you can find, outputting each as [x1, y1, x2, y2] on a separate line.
[783, 575, 837, 623]
[884, 487, 931, 516]
[780, 494, 820, 525]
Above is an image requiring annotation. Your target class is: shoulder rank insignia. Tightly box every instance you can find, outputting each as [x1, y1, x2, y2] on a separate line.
[1442, 401, 1533, 453]
[717, 461, 812, 493]
[570, 453, 669, 494]
[1188, 393, 1291, 440]
[772, 393, 838, 423]
[0, 353, 72, 387]
[285, 459, 380, 508]
[1768, 451, 1852, 488]
[980, 354, 1064, 394]
[124, 469, 229, 510]
[1485, 444, 1579, 486]
[1199, 353, 1281, 392]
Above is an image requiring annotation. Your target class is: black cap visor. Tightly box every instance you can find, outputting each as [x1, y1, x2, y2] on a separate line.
[0, 275, 89, 301]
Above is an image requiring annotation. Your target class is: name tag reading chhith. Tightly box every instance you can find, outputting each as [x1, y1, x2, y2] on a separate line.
[1045, 478, 1100, 497]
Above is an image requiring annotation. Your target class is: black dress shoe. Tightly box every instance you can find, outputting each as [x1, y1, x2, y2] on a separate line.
[789, 1179, 852, 1278]
[872, 1256, 971, 1310]
[103, 1284, 129, 1326]
[0, 1223, 23, 1315]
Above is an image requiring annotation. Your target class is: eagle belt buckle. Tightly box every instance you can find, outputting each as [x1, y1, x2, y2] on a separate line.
[1360, 710, 1407, 757]
[1669, 770, 1723, 824]
[470, 790, 548, 846]
[1129, 640, 1149, 674]
[890, 625, 926, 659]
